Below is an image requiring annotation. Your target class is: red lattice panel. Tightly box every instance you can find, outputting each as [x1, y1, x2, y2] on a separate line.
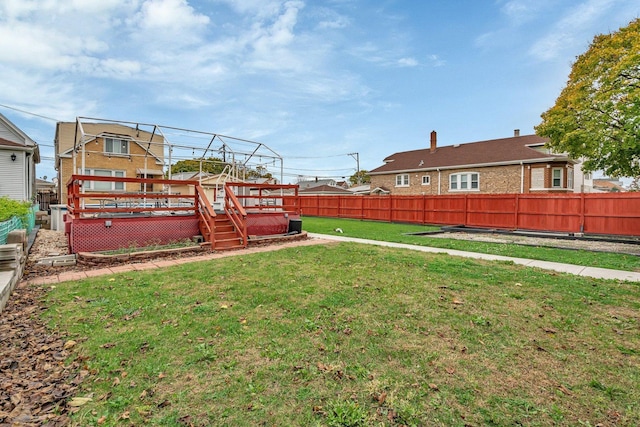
[69, 215, 200, 253]
[246, 212, 294, 236]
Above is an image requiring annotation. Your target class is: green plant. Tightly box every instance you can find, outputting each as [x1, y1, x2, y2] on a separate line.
[326, 400, 367, 427]
[0, 196, 32, 222]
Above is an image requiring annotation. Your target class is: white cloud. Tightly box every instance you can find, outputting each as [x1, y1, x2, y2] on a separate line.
[314, 7, 350, 29]
[348, 43, 423, 69]
[499, 0, 550, 25]
[529, 0, 617, 61]
[133, 0, 209, 31]
[211, 0, 284, 19]
[0, 0, 400, 128]
[426, 54, 445, 67]
[0, 66, 96, 121]
[397, 57, 418, 67]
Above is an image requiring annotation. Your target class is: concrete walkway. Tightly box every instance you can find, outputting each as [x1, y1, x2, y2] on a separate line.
[22, 233, 640, 286]
[308, 233, 640, 282]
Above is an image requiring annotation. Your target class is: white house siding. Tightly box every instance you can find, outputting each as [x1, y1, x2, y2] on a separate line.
[0, 127, 20, 143]
[0, 151, 26, 200]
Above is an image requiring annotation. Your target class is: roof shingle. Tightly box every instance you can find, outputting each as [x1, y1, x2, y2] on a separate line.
[370, 134, 569, 174]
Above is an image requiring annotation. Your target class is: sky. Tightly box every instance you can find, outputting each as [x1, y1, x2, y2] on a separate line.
[0, 0, 638, 184]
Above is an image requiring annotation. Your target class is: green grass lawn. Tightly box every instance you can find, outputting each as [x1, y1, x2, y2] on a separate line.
[43, 243, 640, 426]
[301, 216, 640, 272]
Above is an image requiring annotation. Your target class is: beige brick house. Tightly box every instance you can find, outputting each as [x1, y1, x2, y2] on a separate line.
[369, 131, 588, 195]
[55, 122, 165, 202]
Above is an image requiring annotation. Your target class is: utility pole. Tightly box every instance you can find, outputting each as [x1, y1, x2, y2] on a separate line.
[348, 152, 360, 184]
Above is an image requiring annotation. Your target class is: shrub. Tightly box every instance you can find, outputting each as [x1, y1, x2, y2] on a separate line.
[0, 196, 32, 223]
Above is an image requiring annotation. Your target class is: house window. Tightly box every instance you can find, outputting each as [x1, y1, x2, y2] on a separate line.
[83, 169, 125, 191]
[531, 168, 544, 189]
[105, 137, 129, 155]
[450, 172, 479, 191]
[567, 168, 574, 189]
[421, 175, 430, 185]
[395, 174, 409, 187]
[552, 168, 563, 188]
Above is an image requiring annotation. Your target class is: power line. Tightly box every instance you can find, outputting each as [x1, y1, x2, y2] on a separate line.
[0, 103, 60, 122]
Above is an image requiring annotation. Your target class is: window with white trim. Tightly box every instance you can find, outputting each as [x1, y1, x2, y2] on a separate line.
[552, 168, 563, 188]
[567, 168, 574, 189]
[421, 175, 430, 185]
[531, 168, 544, 189]
[395, 174, 409, 187]
[450, 172, 479, 191]
[82, 169, 125, 191]
[105, 137, 129, 155]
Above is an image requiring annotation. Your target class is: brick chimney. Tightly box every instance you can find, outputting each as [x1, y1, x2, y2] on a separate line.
[514, 129, 520, 137]
[430, 130, 437, 152]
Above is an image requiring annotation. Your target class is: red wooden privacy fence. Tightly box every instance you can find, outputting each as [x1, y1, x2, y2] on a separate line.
[290, 193, 640, 237]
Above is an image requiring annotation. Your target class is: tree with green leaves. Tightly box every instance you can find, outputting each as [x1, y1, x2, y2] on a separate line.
[170, 157, 274, 181]
[244, 165, 273, 180]
[349, 170, 371, 185]
[535, 18, 640, 178]
[170, 157, 229, 175]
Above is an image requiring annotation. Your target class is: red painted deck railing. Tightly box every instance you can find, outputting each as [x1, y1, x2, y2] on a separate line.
[223, 184, 248, 247]
[66, 175, 201, 217]
[291, 193, 640, 237]
[230, 182, 300, 214]
[194, 184, 216, 242]
[66, 175, 302, 250]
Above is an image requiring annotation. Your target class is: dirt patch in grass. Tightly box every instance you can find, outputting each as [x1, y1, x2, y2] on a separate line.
[429, 230, 640, 255]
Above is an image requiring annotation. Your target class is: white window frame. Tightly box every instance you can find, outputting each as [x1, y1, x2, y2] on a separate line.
[105, 137, 129, 155]
[552, 168, 563, 188]
[567, 168, 574, 190]
[449, 172, 479, 191]
[395, 174, 409, 187]
[82, 169, 126, 191]
[421, 175, 431, 185]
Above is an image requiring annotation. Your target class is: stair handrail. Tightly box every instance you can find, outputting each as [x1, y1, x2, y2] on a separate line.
[214, 164, 235, 202]
[195, 184, 216, 245]
[223, 184, 248, 247]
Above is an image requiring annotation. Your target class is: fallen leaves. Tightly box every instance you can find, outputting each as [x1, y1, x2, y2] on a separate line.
[0, 285, 87, 425]
[67, 397, 92, 407]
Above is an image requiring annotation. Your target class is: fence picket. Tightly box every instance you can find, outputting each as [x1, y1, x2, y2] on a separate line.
[300, 193, 640, 236]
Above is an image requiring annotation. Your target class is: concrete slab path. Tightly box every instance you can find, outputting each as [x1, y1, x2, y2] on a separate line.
[308, 233, 640, 282]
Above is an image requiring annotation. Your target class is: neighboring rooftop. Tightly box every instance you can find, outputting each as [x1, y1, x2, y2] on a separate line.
[299, 184, 353, 195]
[593, 179, 627, 192]
[370, 131, 571, 174]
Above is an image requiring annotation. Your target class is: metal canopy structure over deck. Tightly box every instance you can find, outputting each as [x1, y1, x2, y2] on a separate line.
[63, 117, 300, 253]
[71, 116, 285, 186]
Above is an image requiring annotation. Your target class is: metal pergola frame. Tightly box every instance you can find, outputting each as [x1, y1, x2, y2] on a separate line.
[72, 116, 284, 186]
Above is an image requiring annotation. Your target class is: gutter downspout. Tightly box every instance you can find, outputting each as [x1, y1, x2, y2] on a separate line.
[520, 162, 524, 194]
[437, 168, 441, 195]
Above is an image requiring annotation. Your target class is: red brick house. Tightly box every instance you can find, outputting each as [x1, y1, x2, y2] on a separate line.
[369, 131, 590, 195]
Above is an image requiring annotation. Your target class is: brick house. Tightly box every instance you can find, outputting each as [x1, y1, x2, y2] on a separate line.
[55, 122, 165, 202]
[369, 131, 591, 195]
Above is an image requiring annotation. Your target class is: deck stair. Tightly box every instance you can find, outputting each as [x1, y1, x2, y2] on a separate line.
[209, 215, 245, 251]
[195, 183, 248, 251]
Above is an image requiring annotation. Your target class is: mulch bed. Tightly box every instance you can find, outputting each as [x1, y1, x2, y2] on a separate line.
[0, 283, 87, 426]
